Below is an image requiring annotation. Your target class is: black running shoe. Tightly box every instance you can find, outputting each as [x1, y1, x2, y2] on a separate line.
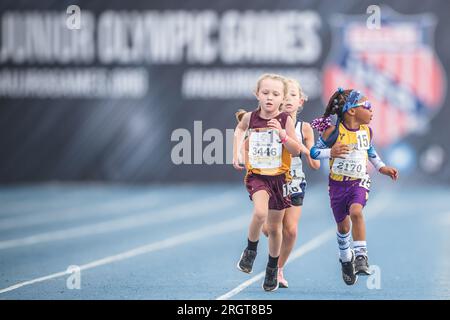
[355, 255, 371, 276]
[340, 251, 358, 285]
[237, 248, 257, 274]
[262, 266, 279, 292]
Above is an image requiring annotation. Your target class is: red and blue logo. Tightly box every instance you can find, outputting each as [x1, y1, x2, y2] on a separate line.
[323, 7, 446, 147]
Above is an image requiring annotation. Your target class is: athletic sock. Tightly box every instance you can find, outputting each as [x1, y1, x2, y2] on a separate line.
[353, 240, 367, 257]
[247, 239, 258, 252]
[267, 255, 279, 268]
[337, 231, 352, 262]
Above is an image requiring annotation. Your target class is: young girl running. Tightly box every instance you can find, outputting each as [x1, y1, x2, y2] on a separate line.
[310, 87, 399, 285]
[232, 74, 308, 292]
[260, 78, 320, 288]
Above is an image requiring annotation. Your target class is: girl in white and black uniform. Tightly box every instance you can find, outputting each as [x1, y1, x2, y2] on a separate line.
[262, 78, 320, 288]
[289, 120, 307, 206]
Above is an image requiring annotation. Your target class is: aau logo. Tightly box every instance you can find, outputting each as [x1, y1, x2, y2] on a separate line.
[323, 7, 446, 147]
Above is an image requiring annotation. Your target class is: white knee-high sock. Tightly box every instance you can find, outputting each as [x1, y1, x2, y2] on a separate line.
[353, 240, 367, 257]
[337, 231, 352, 262]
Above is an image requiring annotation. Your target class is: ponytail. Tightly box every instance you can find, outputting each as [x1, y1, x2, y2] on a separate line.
[235, 109, 247, 123]
[311, 87, 352, 133]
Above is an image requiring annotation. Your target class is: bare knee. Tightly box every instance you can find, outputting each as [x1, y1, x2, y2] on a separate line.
[350, 209, 364, 221]
[267, 223, 282, 237]
[253, 208, 267, 224]
[283, 225, 297, 240]
[337, 217, 351, 234]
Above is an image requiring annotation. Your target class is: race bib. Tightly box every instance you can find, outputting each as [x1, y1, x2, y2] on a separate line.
[356, 130, 370, 150]
[331, 149, 367, 179]
[248, 129, 282, 169]
[359, 174, 371, 191]
[283, 177, 306, 197]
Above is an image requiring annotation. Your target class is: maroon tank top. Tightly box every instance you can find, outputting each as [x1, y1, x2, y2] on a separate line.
[248, 109, 289, 130]
[245, 109, 292, 176]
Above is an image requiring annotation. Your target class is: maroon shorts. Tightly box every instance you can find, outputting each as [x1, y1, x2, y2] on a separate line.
[245, 173, 291, 211]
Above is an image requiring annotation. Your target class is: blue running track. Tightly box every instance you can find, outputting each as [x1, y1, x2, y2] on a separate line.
[0, 181, 449, 299]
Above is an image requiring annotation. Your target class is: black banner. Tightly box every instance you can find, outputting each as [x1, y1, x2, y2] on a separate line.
[0, 0, 449, 183]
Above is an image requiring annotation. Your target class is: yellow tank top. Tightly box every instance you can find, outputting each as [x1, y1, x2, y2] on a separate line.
[329, 123, 371, 182]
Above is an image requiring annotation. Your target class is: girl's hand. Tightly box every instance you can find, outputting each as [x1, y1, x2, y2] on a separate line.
[331, 141, 350, 158]
[299, 142, 309, 155]
[379, 166, 399, 181]
[267, 119, 283, 134]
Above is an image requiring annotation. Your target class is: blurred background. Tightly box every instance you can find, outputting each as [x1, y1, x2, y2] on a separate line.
[0, 0, 449, 300]
[0, 0, 449, 184]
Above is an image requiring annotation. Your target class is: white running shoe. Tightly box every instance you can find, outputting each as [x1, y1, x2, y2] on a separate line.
[278, 267, 289, 288]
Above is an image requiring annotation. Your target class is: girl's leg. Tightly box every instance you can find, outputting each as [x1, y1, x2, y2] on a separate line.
[261, 221, 269, 237]
[248, 190, 270, 241]
[277, 205, 301, 288]
[266, 209, 285, 258]
[337, 215, 351, 234]
[349, 203, 365, 241]
[331, 184, 352, 262]
[262, 208, 285, 291]
[336, 216, 352, 262]
[237, 190, 270, 274]
[350, 203, 370, 274]
[279, 206, 302, 268]
[337, 215, 358, 285]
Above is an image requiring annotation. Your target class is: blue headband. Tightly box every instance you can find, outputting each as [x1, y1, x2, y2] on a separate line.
[342, 90, 363, 113]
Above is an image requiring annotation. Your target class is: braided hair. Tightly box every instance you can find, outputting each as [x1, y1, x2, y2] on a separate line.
[311, 88, 353, 133]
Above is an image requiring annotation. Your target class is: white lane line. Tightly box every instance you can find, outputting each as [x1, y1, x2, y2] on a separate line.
[216, 193, 393, 300]
[216, 227, 335, 300]
[0, 192, 166, 231]
[0, 192, 239, 250]
[0, 214, 249, 295]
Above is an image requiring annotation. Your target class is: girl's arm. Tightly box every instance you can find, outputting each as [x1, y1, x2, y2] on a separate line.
[367, 128, 399, 180]
[310, 126, 333, 160]
[367, 145, 386, 171]
[368, 145, 399, 180]
[310, 126, 350, 159]
[302, 122, 320, 170]
[284, 116, 307, 155]
[233, 112, 251, 170]
[238, 137, 248, 165]
[267, 116, 306, 155]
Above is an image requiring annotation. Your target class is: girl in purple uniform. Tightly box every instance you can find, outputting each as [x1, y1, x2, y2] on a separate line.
[310, 88, 398, 285]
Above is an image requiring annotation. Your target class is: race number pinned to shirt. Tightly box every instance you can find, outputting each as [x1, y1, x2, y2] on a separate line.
[331, 149, 367, 179]
[359, 174, 371, 191]
[356, 130, 370, 150]
[248, 129, 282, 169]
[283, 177, 306, 197]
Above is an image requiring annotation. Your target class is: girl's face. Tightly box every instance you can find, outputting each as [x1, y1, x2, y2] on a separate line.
[354, 97, 373, 124]
[256, 78, 285, 114]
[282, 83, 304, 114]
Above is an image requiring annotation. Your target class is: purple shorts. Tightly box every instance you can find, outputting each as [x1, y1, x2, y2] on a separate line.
[328, 179, 369, 223]
[245, 173, 291, 211]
